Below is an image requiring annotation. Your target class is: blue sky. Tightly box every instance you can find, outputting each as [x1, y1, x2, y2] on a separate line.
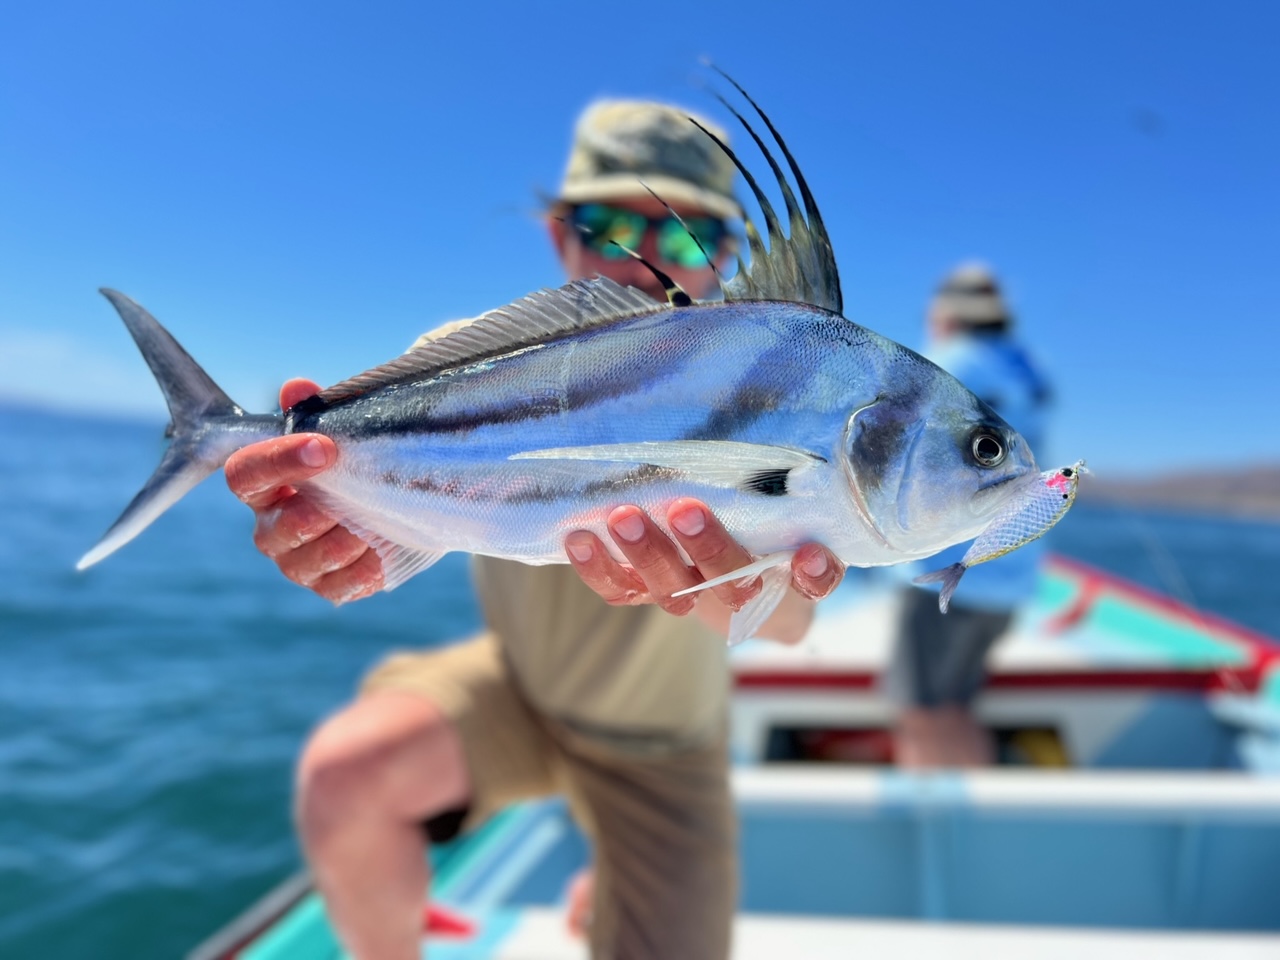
[1, 1, 1276, 475]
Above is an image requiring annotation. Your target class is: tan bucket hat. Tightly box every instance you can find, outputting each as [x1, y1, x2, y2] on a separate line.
[931, 261, 1013, 326]
[555, 100, 741, 221]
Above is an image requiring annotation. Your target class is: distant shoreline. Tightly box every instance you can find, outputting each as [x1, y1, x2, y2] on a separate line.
[1081, 465, 1280, 524]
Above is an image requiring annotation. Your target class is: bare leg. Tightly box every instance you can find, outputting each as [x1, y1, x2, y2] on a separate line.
[894, 707, 993, 768]
[937, 704, 995, 767]
[565, 867, 594, 939]
[295, 691, 471, 960]
[893, 708, 948, 768]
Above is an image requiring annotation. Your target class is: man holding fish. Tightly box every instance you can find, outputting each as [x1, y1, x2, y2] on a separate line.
[81, 72, 1081, 959]
[223, 101, 840, 960]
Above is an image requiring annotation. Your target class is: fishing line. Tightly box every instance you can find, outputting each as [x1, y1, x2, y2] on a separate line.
[1120, 508, 1247, 696]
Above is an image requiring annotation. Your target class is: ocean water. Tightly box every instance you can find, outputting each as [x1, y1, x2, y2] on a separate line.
[2, 405, 1278, 960]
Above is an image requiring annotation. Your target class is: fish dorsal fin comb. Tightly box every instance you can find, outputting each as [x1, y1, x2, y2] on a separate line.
[695, 68, 843, 316]
[311, 278, 665, 407]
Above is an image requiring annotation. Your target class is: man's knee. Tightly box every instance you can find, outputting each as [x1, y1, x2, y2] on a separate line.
[295, 691, 470, 845]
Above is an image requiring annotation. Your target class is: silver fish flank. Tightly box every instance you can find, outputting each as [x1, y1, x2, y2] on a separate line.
[79, 70, 1070, 643]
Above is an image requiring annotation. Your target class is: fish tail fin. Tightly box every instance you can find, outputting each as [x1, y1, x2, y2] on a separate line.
[912, 562, 967, 614]
[77, 289, 279, 570]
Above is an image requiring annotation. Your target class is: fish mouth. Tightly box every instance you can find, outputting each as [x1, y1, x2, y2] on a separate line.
[977, 471, 1023, 493]
[971, 466, 1036, 516]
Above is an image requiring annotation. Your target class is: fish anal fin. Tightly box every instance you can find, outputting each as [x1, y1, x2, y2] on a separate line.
[668, 551, 794, 645]
[303, 487, 444, 592]
[727, 562, 794, 647]
[372, 541, 444, 592]
[671, 551, 793, 599]
[342, 521, 443, 593]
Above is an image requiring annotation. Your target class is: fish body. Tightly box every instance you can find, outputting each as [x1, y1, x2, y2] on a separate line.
[914, 460, 1085, 612]
[79, 73, 1062, 643]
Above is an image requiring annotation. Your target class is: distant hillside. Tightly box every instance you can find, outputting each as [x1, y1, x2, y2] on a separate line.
[1081, 464, 1280, 521]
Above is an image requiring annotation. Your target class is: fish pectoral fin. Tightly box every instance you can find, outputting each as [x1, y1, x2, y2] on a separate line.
[510, 441, 824, 493]
[912, 562, 966, 614]
[670, 551, 795, 646]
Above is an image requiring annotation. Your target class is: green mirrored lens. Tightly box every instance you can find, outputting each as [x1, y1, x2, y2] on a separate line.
[572, 205, 645, 259]
[657, 218, 725, 268]
[573, 206, 726, 267]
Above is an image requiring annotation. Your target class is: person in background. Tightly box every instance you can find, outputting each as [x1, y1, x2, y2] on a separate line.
[884, 262, 1054, 767]
[222, 100, 842, 960]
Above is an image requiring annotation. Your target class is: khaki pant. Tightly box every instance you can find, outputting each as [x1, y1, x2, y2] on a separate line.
[362, 634, 737, 960]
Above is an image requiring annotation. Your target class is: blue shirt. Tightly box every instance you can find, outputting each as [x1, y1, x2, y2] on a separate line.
[909, 331, 1054, 611]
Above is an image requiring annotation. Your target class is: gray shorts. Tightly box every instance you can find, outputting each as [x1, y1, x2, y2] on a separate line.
[882, 587, 1014, 709]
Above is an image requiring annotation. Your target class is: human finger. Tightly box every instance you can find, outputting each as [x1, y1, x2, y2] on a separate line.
[666, 499, 761, 612]
[311, 548, 385, 606]
[790, 543, 844, 600]
[564, 530, 650, 606]
[604, 506, 700, 616]
[224, 434, 336, 509]
[276, 525, 372, 588]
[252, 493, 341, 559]
[280, 378, 322, 411]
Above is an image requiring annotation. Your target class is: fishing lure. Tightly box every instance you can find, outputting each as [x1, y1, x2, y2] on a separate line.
[914, 461, 1087, 613]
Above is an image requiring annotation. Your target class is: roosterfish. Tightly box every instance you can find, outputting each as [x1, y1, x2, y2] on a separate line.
[78, 71, 1080, 644]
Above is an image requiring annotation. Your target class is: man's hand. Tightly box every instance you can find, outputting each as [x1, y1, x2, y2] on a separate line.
[224, 378, 383, 605]
[564, 498, 843, 644]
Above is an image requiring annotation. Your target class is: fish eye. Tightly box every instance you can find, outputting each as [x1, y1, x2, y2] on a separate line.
[971, 433, 1005, 467]
[1062, 467, 1074, 478]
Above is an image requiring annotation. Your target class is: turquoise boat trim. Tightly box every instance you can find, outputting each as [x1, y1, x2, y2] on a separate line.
[240, 895, 338, 960]
[434, 805, 549, 903]
[234, 807, 530, 959]
[464, 813, 569, 909]
[1034, 573, 1076, 612]
[1046, 563, 1250, 667]
[1091, 595, 1248, 665]
[1262, 667, 1280, 706]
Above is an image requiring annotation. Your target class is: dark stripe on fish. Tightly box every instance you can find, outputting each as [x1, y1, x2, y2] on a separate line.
[681, 337, 800, 440]
[387, 463, 682, 506]
[315, 328, 711, 438]
[302, 371, 666, 438]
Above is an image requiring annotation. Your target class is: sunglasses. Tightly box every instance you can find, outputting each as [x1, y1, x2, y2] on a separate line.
[567, 204, 728, 269]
